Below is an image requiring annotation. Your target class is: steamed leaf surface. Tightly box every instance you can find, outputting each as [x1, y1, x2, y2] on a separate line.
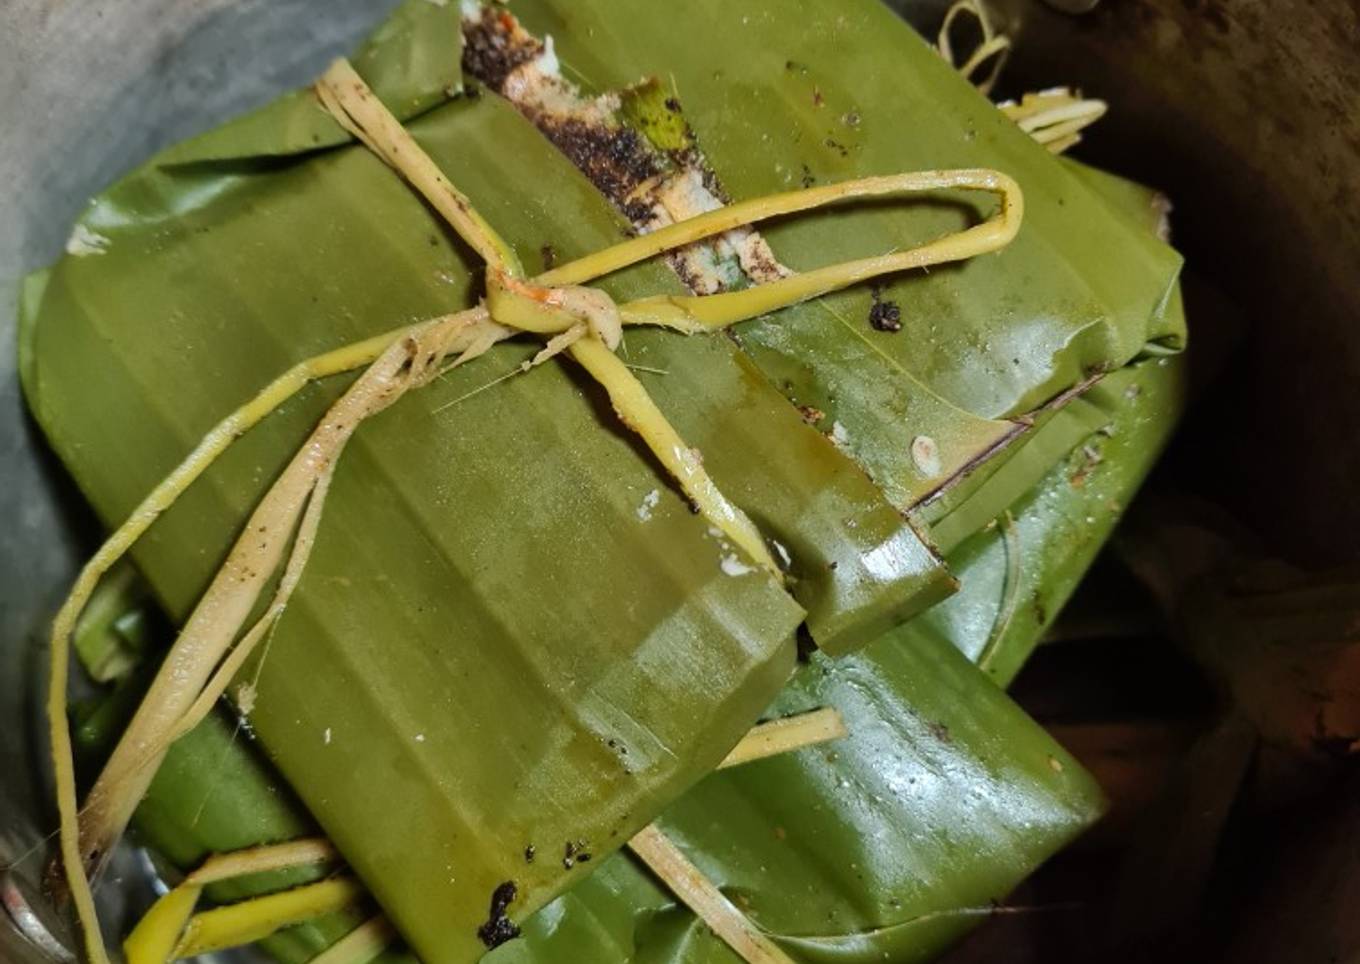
[24, 92, 815, 964]
[509, 0, 1184, 507]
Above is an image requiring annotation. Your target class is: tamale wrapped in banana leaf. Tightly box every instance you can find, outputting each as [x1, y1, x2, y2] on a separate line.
[74, 284, 1185, 964]
[21, 11, 941, 958]
[21, 0, 1187, 961]
[69, 156, 1186, 963]
[496, 166, 1187, 964]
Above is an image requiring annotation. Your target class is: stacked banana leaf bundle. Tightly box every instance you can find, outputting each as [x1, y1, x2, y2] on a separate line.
[21, 0, 1186, 961]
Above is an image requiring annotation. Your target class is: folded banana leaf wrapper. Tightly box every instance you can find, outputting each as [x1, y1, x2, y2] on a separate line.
[75, 284, 1187, 964]
[71, 166, 1186, 963]
[22, 0, 1183, 960]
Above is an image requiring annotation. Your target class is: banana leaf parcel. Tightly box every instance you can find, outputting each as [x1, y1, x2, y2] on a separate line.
[22, 0, 1184, 961]
[493, 165, 1188, 964]
[71, 178, 1185, 964]
[73, 215, 1186, 963]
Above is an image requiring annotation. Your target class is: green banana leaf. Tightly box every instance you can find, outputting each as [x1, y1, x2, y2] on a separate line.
[72, 168, 1189, 964]
[18, 3, 993, 957]
[917, 352, 1187, 686]
[71, 164, 1183, 964]
[23, 85, 945, 958]
[918, 161, 1187, 683]
[481, 169, 1188, 964]
[75, 570, 1102, 964]
[22, 1, 1188, 960]
[21, 61, 924, 964]
[493, 631, 1104, 964]
[502, 0, 1184, 512]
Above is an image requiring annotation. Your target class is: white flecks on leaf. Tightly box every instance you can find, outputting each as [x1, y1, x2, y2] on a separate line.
[772, 540, 793, 569]
[910, 434, 942, 476]
[66, 223, 110, 257]
[323, 727, 332, 745]
[720, 553, 755, 577]
[829, 420, 851, 449]
[537, 35, 560, 77]
[637, 488, 661, 522]
[235, 682, 257, 716]
[415, 733, 426, 743]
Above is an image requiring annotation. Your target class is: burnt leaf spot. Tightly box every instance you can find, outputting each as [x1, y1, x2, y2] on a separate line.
[868, 286, 902, 332]
[562, 839, 592, 870]
[462, 12, 542, 90]
[476, 880, 522, 949]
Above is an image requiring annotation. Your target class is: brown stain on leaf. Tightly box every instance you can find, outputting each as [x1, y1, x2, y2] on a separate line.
[476, 880, 522, 949]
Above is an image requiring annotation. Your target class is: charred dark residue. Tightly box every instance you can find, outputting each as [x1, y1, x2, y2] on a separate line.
[539, 243, 557, 271]
[1032, 592, 1048, 627]
[868, 285, 902, 333]
[617, 198, 652, 227]
[459, 4, 789, 299]
[531, 114, 665, 204]
[523, 844, 536, 864]
[476, 880, 522, 949]
[698, 165, 729, 205]
[462, 10, 543, 91]
[562, 839, 592, 870]
[460, 7, 663, 206]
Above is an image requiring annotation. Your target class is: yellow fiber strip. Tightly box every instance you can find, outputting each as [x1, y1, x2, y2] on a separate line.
[957, 35, 1011, 96]
[628, 826, 794, 964]
[306, 915, 396, 964]
[124, 839, 341, 964]
[165, 458, 339, 748]
[48, 328, 395, 964]
[547, 169, 1021, 291]
[1008, 99, 1107, 134]
[568, 338, 780, 576]
[1042, 132, 1083, 156]
[124, 884, 203, 964]
[937, 1, 1010, 95]
[718, 708, 848, 769]
[187, 838, 339, 887]
[315, 60, 523, 277]
[174, 877, 365, 958]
